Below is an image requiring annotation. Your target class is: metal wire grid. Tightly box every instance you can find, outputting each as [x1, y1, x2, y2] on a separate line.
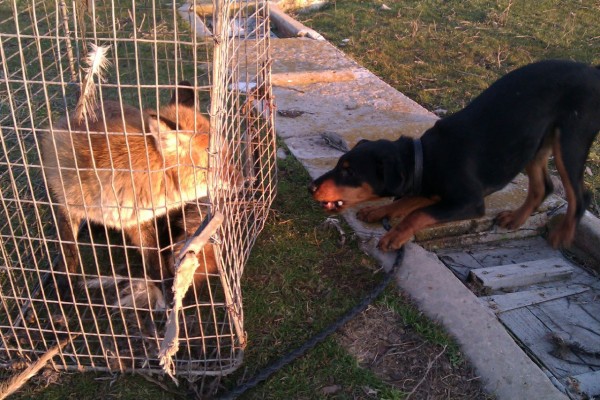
[0, 0, 275, 378]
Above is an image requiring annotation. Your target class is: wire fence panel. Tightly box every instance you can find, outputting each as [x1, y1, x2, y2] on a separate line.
[0, 0, 275, 380]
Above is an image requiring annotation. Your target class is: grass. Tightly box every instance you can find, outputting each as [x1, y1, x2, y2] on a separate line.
[11, 373, 172, 400]
[6, 0, 600, 399]
[295, 0, 600, 214]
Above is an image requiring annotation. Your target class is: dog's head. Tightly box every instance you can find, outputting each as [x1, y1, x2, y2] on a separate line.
[309, 138, 410, 212]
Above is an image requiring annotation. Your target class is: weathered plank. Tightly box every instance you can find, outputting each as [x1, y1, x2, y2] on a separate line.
[568, 370, 600, 398]
[499, 307, 593, 379]
[531, 297, 600, 368]
[579, 293, 600, 326]
[481, 285, 589, 313]
[471, 257, 574, 291]
[465, 237, 563, 267]
[436, 251, 482, 281]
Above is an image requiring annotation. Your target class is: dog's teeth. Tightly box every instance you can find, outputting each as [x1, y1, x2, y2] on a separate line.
[336, 200, 344, 207]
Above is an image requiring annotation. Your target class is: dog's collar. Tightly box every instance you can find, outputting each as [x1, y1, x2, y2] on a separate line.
[413, 138, 423, 196]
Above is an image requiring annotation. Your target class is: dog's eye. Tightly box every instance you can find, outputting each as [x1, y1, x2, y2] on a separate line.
[341, 167, 354, 178]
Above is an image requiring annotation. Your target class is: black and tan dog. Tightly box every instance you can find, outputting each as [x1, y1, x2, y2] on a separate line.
[309, 60, 600, 251]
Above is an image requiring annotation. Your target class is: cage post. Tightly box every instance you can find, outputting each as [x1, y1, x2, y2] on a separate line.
[58, 1, 78, 82]
[208, 0, 229, 201]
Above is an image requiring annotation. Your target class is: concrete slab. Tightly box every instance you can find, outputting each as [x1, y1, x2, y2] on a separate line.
[269, 36, 568, 399]
[573, 211, 600, 268]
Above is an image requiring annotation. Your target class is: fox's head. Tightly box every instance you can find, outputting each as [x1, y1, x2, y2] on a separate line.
[145, 81, 242, 197]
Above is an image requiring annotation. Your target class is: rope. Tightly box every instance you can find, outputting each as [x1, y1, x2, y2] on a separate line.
[0, 334, 78, 400]
[218, 218, 404, 400]
[159, 211, 224, 382]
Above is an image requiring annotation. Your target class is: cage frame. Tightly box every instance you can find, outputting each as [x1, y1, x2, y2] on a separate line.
[0, 0, 276, 381]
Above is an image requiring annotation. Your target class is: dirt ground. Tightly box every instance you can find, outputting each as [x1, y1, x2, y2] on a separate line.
[337, 304, 491, 399]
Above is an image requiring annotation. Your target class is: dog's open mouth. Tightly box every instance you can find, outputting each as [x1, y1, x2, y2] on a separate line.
[320, 200, 345, 212]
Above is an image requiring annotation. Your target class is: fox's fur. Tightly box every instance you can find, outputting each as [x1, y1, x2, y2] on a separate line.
[85, 275, 167, 311]
[85, 204, 218, 310]
[158, 204, 219, 289]
[41, 82, 230, 294]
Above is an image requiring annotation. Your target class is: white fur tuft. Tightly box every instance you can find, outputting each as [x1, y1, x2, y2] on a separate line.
[74, 43, 111, 123]
[84, 274, 166, 311]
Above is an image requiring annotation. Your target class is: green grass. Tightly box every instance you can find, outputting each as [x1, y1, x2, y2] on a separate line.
[233, 340, 404, 400]
[295, 0, 600, 214]
[12, 373, 174, 400]
[9, 1, 600, 398]
[378, 290, 464, 367]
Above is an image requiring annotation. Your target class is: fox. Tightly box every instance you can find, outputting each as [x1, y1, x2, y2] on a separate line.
[41, 81, 234, 296]
[158, 204, 218, 293]
[86, 204, 219, 312]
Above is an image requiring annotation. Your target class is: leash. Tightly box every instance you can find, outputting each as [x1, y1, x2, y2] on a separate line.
[217, 218, 404, 400]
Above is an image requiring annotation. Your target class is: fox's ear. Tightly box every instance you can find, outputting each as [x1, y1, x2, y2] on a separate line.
[146, 111, 189, 156]
[169, 80, 195, 107]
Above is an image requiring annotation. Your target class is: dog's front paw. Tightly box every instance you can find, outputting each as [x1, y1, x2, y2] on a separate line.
[548, 216, 575, 249]
[357, 205, 388, 223]
[495, 210, 528, 230]
[377, 227, 413, 252]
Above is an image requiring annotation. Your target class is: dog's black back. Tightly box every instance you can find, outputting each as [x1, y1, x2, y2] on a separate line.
[423, 60, 600, 199]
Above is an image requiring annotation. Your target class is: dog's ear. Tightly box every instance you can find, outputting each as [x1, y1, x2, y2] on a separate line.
[170, 81, 195, 107]
[353, 138, 370, 148]
[382, 159, 405, 195]
[378, 152, 410, 197]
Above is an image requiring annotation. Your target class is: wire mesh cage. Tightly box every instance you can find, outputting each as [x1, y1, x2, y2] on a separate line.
[0, 0, 275, 381]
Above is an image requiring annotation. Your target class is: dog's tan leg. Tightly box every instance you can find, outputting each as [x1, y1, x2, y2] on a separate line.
[496, 144, 552, 229]
[377, 210, 439, 251]
[548, 140, 578, 248]
[357, 196, 439, 223]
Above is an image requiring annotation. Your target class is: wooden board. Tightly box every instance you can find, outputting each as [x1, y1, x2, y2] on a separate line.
[530, 298, 600, 368]
[463, 237, 563, 268]
[481, 285, 589, 313]
[437, 236, 600, 390]
[436, 251, 481, 281]
[470, 257, 574, 291]
[499, 307, 593, 379]
[569, 370, 600, 398]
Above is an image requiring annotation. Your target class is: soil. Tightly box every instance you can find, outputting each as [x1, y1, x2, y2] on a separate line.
[336, 303, 492, 399]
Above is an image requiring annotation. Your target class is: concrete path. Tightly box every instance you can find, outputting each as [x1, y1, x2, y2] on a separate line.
[268, 37, 568, 400]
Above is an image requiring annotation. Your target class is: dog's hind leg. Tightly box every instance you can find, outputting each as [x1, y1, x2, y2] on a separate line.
[496, 137, 554, 229]
[548, 126, 596, 248]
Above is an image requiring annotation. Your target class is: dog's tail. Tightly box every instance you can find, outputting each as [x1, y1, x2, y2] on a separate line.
[84, 275, 166, 311]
